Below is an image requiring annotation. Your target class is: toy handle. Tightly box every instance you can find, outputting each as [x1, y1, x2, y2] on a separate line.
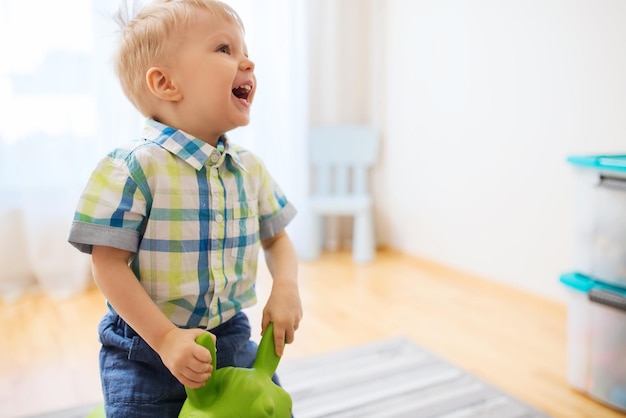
[253, 323, 282, 377]
[184, 332, 218, 406]
[194, 332, 217, 371]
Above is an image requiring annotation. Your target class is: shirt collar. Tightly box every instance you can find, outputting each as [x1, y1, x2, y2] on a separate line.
[141, 118, 247, 171]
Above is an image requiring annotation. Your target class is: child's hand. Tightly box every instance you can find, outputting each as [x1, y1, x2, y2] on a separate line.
[262, 282, 303, 357]
[260, 230, 302, 357]
[156, 328, 215, 388]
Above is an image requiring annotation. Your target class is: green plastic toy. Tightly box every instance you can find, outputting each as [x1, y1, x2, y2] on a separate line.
[87, 323, 292, 417]
[86, 403, 105, 418]
[179, 322, 292, 418]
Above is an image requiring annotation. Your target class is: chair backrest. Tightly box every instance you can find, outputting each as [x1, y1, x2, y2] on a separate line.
[309, 125, 379, 196]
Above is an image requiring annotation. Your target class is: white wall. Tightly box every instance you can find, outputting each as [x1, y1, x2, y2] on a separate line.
[379, 0, 626, 300]
[309, 0, 626, 301]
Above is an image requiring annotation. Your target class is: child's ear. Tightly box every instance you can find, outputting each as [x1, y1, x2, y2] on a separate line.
[146, 67, 182, 101]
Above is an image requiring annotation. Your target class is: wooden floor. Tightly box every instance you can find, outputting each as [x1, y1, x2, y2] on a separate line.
[1, 249, 623, 418]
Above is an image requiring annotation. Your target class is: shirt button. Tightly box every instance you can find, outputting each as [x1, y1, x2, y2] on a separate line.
[210, 153, 219, 163]
[211, 306, 218, 314]
[215, 214, 224, 222]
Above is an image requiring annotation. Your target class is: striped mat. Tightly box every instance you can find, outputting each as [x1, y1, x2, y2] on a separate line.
[277, 337, 550, 418]
[33, 338, 550, 418]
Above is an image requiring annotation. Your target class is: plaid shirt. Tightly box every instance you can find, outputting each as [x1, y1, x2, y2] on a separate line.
[68, 119, 296, 330]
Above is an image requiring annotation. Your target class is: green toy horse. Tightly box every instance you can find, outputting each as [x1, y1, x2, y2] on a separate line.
[88, 323, 292, 417]
[180, 322, 292, 417]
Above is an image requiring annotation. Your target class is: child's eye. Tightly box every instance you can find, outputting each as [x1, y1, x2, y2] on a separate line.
[217, 45, 230, 54]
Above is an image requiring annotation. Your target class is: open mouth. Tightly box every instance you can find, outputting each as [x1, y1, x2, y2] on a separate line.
[232, 84, 252, 102]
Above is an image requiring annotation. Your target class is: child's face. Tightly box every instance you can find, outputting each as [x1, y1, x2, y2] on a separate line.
[168, 10, 255, 143]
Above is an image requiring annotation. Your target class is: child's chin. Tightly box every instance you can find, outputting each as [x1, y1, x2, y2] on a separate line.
[236, 116, 251, 127]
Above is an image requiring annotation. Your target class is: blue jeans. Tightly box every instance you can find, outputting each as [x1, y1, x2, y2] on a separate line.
[98, 311, 278, 417]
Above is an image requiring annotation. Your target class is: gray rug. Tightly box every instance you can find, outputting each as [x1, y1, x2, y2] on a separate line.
[278, 337, 549, 418]
[32, 338, 550, 418]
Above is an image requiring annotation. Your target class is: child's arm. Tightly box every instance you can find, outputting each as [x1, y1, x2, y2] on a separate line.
[91, 245, 213, 388]
[261, 230, 303, 356]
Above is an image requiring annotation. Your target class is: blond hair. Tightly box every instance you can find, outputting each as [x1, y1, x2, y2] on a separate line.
[113, 0, 245, 116]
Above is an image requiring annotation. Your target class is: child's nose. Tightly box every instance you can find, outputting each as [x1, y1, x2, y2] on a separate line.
[240, 57, 255, 72]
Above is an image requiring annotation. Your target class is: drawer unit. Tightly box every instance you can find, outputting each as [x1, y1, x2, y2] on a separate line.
[560, 272, 626, 412]
[568, 155, 626, 289]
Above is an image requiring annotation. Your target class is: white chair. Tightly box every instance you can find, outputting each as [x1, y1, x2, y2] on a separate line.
[306, 125, 379, 263]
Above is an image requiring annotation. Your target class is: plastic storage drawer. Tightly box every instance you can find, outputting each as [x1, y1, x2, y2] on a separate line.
[560, 272, 626, 412]
[567, 155, 626, 289]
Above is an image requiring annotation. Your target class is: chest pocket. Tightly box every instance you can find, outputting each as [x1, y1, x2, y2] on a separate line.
[227, 200, 260, 260]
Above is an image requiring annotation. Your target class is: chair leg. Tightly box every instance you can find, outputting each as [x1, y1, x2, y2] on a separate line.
[325, 216, 340, 251]
[306, 213, 323, 260]
[352, 210, 374, 263]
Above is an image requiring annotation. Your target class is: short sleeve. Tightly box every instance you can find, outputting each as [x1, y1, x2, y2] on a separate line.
[68, 153, 148, 254]
[255, 160, 297, 240]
